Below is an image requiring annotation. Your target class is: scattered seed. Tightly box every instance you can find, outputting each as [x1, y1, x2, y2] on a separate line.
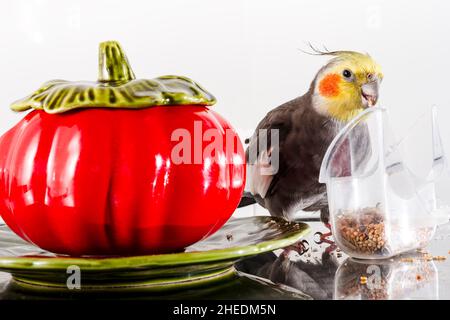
[433, 256, 447, 261]
[360, 276, 368, 285]
[423, 254, 434, 261]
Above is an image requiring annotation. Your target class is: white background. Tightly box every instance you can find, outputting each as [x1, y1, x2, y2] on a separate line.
[1, 0, 450, 218]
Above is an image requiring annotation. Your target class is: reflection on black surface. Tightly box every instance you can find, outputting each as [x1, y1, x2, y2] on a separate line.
[236, 249, 339, 299]
[237, 232, 440, 300]
[0, 271, 308, 300]
[335, 255, 439, 300]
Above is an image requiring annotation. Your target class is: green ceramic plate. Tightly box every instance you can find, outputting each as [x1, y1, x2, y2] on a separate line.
[0, 216, 309, 291]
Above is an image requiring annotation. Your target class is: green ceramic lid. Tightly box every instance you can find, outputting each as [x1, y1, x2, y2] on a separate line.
[11, 41, 216, 114]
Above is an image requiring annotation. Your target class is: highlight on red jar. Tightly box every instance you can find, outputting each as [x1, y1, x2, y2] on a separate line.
[0, 41, 246, 256]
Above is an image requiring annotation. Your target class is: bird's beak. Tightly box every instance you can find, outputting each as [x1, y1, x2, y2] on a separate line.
[361, 80, 379, 108]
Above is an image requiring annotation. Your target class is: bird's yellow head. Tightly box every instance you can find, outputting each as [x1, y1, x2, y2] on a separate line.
[311, 50, 383, 122]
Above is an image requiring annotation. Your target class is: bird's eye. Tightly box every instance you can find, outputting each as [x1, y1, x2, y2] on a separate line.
[342, 69, 352, 79]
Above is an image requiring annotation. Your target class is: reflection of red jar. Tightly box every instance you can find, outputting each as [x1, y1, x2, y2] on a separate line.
[0, 41, 245, 256]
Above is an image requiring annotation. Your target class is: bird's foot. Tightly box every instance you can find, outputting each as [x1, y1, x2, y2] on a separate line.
[314, 223, 333, 244]
[324, 243, 338, 254]
[314, 223, 337, 253]
[281, 240, 309, 257]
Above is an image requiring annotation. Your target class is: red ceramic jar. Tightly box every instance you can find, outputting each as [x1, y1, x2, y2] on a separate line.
[0, 41, 245, 256]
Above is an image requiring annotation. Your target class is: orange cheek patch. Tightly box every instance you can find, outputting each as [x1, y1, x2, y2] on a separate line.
[318, 74, 341, 97]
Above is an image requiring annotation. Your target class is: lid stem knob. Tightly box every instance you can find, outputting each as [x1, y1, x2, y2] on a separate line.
[98, 41, 136, 83]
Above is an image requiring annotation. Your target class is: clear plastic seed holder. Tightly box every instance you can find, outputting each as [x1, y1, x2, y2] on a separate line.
[319, 107, 450, 259]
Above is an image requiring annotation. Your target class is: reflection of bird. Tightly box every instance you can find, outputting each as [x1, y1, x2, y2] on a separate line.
[236, 250, 339, 300]
[241, 48, 383, 225]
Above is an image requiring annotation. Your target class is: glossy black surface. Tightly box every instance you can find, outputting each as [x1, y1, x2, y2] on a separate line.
[0, 219, 449, 300]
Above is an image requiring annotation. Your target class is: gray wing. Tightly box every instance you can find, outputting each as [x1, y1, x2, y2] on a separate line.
[246, 99, 299, 200]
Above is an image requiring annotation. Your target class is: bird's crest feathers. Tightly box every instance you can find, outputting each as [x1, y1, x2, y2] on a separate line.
[302, 43, 382, 77]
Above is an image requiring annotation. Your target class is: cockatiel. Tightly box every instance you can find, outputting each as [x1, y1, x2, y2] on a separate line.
[243, 49, 383, 223]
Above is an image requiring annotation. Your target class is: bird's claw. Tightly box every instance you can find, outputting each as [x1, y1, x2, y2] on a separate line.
[314, 223, 333, 244]
[282, 239, 309, 257]
[314, 231, 333, 244]
[313, 223, 338, 253]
